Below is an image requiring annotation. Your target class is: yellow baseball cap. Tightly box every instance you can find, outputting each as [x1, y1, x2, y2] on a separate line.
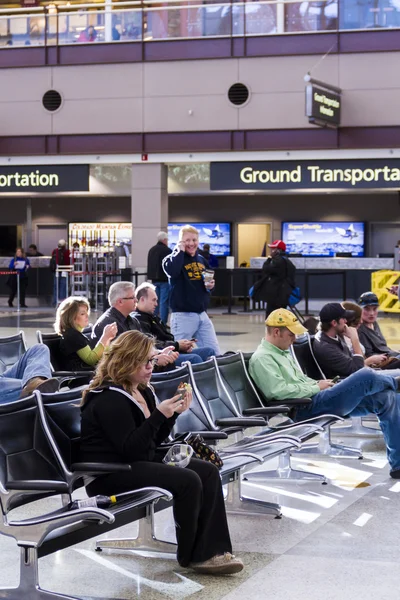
[265, 308, 307, 335]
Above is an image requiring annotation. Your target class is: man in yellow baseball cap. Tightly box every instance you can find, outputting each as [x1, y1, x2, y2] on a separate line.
[265, 308, 307, 336]
[249, 308, 400, 479]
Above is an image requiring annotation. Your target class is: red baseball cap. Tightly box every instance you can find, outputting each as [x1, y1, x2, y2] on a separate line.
[268, 240, 286, 251]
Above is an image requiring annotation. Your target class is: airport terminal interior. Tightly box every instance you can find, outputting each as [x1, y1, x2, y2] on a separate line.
[2, 0, 400, 597]
[0, 307, 400, 599]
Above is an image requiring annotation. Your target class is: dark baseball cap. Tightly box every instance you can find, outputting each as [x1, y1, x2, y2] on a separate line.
[319, 302, 356, 323]
[358, 292, 379, 307]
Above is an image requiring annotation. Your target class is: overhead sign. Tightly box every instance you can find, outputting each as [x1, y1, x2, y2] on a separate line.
[210, 160, 400, 191]
[305, 84, 341, 128]
[0, 165, 89, 193]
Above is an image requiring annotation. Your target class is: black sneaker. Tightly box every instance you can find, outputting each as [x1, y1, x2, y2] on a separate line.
[390, 469, 400, 479]
[8, 300, 13, 307]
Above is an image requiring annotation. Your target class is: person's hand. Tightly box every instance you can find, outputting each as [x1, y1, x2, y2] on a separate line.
[343, 324, 359, 341]
[365, 354, 387, 367]
[174, 387, 192, 414]
[318, 380, 334, 390]
[178, 240, 186, 253]
[156, 352, 178, 366]
[101, 322, 118, 346]
[178, 339, 193, 352]
[389, 285, 399, 295]
[205, 279, 215, 291]
[157, 346, 179, 366]
[157, 395, 183, 418]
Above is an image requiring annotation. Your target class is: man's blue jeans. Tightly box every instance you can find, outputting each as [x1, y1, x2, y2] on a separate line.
[171, 311, 221, 356]
[154, 281, 170, 324]
[296, 367, 400, 471]
[53, 274, 67, 306]
[0, 345, 52, 404]
[175, 346, 216, 366]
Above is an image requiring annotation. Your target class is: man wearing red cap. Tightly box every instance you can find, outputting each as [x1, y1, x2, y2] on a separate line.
[253, 239, 296, 317]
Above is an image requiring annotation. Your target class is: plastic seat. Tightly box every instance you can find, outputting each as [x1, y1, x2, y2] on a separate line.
[152, 365, 300, 516]
[36, 330, 94, 386]
[0, 392, 172, 599]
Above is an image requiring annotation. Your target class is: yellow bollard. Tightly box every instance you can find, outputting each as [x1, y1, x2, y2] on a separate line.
[371, 270, 400, 313]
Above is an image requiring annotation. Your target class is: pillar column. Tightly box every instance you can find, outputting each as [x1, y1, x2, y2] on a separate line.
[131, 163, 168, 274]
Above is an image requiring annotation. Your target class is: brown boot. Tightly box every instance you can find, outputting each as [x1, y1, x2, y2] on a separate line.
[20, 377, 60, 398]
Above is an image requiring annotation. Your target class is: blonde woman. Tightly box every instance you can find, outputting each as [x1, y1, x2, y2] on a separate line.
[79, 330, 243, 575]
[54, 296, 117, 371]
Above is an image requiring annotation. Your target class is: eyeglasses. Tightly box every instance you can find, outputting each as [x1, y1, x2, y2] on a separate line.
[146, 356, 158, 367]
[122, 297, 136, 300]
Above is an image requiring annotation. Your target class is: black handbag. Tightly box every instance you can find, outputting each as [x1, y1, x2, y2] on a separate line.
[184, 433, 224, 469]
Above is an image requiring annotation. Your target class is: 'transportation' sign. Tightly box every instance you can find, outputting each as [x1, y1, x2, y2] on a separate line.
[210, 160, 400, 191]
[0, 165, 89, 192]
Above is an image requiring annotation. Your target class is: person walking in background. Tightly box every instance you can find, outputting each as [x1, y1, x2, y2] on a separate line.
[198, 243, 219, 269]
[147, 231, 172, 324]
[26, 244, 43, 257]
[252, 240, 296, 317]
[162, 224, 221, 356]
[50, 239, 71, 306]
[7, 247, 30, 308]
[78, 25, 97, 42]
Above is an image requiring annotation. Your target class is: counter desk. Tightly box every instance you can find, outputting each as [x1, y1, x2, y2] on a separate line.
[212, 258, 395, 313]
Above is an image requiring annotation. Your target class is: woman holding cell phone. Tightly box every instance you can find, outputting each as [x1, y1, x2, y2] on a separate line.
[79, 330, 243, 575]
[55, 296, 117, 371]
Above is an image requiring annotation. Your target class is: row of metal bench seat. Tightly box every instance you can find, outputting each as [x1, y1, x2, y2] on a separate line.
[0, 330, 373, 599]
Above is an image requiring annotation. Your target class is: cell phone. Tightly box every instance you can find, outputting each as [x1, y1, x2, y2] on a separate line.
[191, 338, 198, 342]
[331, 375, 340, 383]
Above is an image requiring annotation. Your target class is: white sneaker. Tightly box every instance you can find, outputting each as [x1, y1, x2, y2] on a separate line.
[191, 552, 244, 575]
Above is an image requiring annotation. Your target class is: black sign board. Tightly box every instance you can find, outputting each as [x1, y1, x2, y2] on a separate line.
[210, 159, 400, 191]
[305, 84, 341, 128]
[0, 165, 90, 193]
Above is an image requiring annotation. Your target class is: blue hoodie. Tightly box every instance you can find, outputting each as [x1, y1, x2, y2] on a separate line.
[162, 246, 210, 313]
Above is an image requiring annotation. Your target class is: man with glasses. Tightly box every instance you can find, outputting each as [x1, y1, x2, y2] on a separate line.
[92, 281, 177, 369]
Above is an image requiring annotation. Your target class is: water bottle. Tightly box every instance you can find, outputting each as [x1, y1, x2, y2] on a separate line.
[69, 494, 117, 510]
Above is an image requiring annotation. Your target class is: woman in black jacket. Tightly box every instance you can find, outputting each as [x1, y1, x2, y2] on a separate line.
[80, 330, 243, 575]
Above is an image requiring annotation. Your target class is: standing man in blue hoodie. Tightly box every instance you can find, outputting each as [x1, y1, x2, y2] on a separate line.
[162, 225, 221, 356]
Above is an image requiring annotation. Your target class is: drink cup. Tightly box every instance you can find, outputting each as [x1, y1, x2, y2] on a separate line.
[202, 269, 214, 284]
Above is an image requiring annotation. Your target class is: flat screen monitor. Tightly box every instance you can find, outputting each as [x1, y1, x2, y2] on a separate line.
[282, 222, 365, 257]
[168, 222, 231, 256]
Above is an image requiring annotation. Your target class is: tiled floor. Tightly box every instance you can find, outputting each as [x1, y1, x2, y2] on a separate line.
[1, 305, 400, 600]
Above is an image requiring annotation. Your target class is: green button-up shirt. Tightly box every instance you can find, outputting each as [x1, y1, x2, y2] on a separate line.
[249, 338, 320, 402]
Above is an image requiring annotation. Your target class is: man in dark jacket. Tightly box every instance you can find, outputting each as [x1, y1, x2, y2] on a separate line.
[313, 302, 390, 378]
[92, 281, 178, 371]
[133, 282, 215, 365]
[253, 240, 296, 317]
[147, 232, 171, 324]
